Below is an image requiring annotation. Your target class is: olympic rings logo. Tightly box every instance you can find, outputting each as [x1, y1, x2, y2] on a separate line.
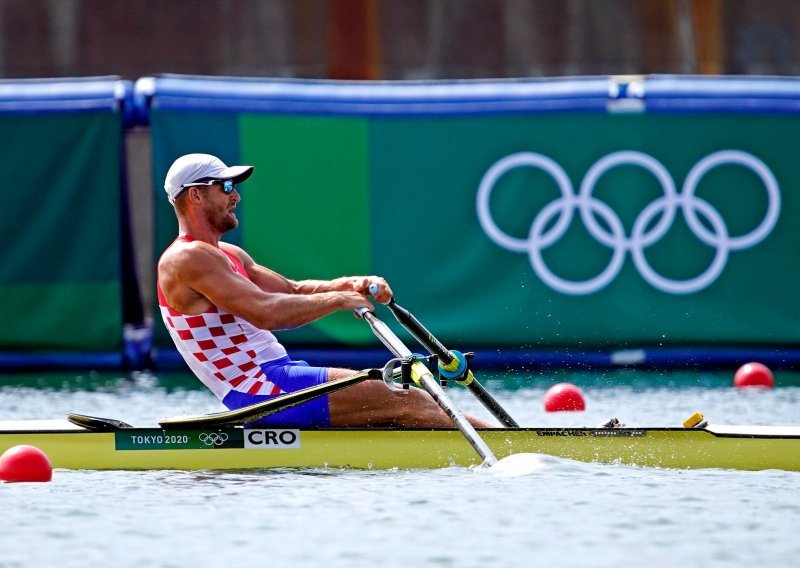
[476, 150, 781, 295]
[199, 432, 229, 446]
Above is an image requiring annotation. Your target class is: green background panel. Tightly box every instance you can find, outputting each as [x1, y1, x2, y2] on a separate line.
[0, 283, 121, 349]
[239, 113, 372, 344]
[0, 113, 123, 350]
[1, 114, 120, 284]
[368, 114, 800, 347]
[151, 110, 800, 349]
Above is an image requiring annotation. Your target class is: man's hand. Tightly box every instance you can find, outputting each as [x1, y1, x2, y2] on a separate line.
[337, 290, 372, 310]
[351, 276, 393, 304]
[335, 290, 372, 318]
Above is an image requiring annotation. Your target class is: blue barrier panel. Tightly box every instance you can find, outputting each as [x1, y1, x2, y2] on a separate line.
[0, 77, 145, 371]
[642, 75, 800, 113]
[133, 74, 615, 121]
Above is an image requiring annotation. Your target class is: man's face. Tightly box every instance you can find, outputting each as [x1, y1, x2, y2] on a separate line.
[201, 183, 241, 233]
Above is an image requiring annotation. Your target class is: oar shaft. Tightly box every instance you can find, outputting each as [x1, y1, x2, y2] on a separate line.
[386, 299, 453, 364]
[380, 298, 519, 428]
[361, 311, 497, 466]
[463, 376, 518, 427]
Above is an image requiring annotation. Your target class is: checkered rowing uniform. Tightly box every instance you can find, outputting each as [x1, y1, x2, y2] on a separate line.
[157, 237, 289, 402]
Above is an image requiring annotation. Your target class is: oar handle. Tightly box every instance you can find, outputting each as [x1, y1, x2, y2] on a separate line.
[368, 283, 389, 304]
[354, 306, 372, 318]
[353, 282, 389, 318]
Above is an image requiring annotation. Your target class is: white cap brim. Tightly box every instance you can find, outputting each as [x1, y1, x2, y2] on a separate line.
[164, 154, 255, 205]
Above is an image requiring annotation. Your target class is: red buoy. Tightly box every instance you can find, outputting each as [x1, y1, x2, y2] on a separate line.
[543, 382, 586, 412]
[734, 362, 774, 389]
[0, 445, 53, 482]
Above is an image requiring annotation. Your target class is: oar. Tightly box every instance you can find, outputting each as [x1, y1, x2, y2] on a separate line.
[159, 368, 381, 429]
[368, 285, 519, 428]
[357, 307, 498, 466]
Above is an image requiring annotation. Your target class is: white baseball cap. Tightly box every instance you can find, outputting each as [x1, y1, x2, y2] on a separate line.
[164, 153, 254, 205]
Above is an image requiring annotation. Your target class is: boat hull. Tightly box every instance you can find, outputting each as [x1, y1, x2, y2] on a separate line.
[1, 422, 798, 472]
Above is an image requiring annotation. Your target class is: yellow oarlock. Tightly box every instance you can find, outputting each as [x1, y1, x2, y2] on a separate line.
[455, 370, 475, 387]
[409, 361, 430, 386]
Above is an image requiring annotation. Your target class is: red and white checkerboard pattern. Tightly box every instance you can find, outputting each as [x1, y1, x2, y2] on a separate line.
[160, 304, 286, 399]
[158, 238, 290, 400]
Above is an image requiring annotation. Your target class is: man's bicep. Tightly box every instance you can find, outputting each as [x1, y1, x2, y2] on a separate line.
[219, 242, 295, 294]
[192, 267, 264, 312]
[175, 250, 260, 314]
[247, 263, 297, 294]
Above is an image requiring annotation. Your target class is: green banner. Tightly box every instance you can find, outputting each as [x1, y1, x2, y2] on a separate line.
[151, 111, 800, 348]
[0, 113, 123, 350]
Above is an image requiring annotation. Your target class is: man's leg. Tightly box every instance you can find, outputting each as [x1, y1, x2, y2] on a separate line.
[326, 368, 493, 428]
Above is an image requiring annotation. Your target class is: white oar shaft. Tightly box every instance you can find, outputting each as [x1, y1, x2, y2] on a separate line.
[366, 286, 519, 428]
[361, 311, 498, 466]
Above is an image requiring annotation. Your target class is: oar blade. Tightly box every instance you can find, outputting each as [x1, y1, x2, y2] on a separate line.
[481, 453, 549, 477]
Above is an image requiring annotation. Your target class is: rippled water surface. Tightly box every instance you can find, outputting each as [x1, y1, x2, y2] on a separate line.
[1, 369, 799, 568]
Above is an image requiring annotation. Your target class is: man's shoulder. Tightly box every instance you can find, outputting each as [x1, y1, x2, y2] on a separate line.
[159, 240, 226, 273]
[219, 241, 245, 256]
[219, 242, 253, 268]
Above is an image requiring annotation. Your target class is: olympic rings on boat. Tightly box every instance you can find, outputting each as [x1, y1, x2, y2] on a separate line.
[199, 432, 229, 446]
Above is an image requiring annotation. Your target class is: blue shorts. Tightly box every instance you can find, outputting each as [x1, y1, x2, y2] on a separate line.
[221, 356, 331, 428]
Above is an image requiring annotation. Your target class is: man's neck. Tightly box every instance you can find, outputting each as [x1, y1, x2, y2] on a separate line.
[177, 218, 221, 247]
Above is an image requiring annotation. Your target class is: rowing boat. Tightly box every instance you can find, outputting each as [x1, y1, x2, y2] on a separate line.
[1, 417, 798, 472]
[5, 298, 794, 474]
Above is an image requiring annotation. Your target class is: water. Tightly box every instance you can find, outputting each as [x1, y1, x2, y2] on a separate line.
[1, 369, 799, 568]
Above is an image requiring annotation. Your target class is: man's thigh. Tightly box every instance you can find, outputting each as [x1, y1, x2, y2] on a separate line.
[326, 367, 451, 427]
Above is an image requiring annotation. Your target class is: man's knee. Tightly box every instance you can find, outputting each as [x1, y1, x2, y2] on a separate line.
[327, 367, 358, 381]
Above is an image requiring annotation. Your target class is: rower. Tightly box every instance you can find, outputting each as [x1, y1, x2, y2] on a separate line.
[156, 153, 492, 430]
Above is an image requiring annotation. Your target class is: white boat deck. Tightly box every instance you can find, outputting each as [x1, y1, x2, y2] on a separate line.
[0, 419, 87, 431]
[707, 423, 800, 437]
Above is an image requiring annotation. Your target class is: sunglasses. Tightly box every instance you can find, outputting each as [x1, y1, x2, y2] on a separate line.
[181, 180, 237, 194]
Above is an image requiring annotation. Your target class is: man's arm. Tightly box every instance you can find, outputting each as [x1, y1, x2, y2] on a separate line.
[221, 242, 393, 303]
[162, 242, 371, 330]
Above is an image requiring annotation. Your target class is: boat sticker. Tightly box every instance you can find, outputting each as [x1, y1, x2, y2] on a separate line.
[590, 429, 646, 437]
[244, 429, 301, 449]
[115, 429, 301, 450]
[535, 429, 646, 437]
